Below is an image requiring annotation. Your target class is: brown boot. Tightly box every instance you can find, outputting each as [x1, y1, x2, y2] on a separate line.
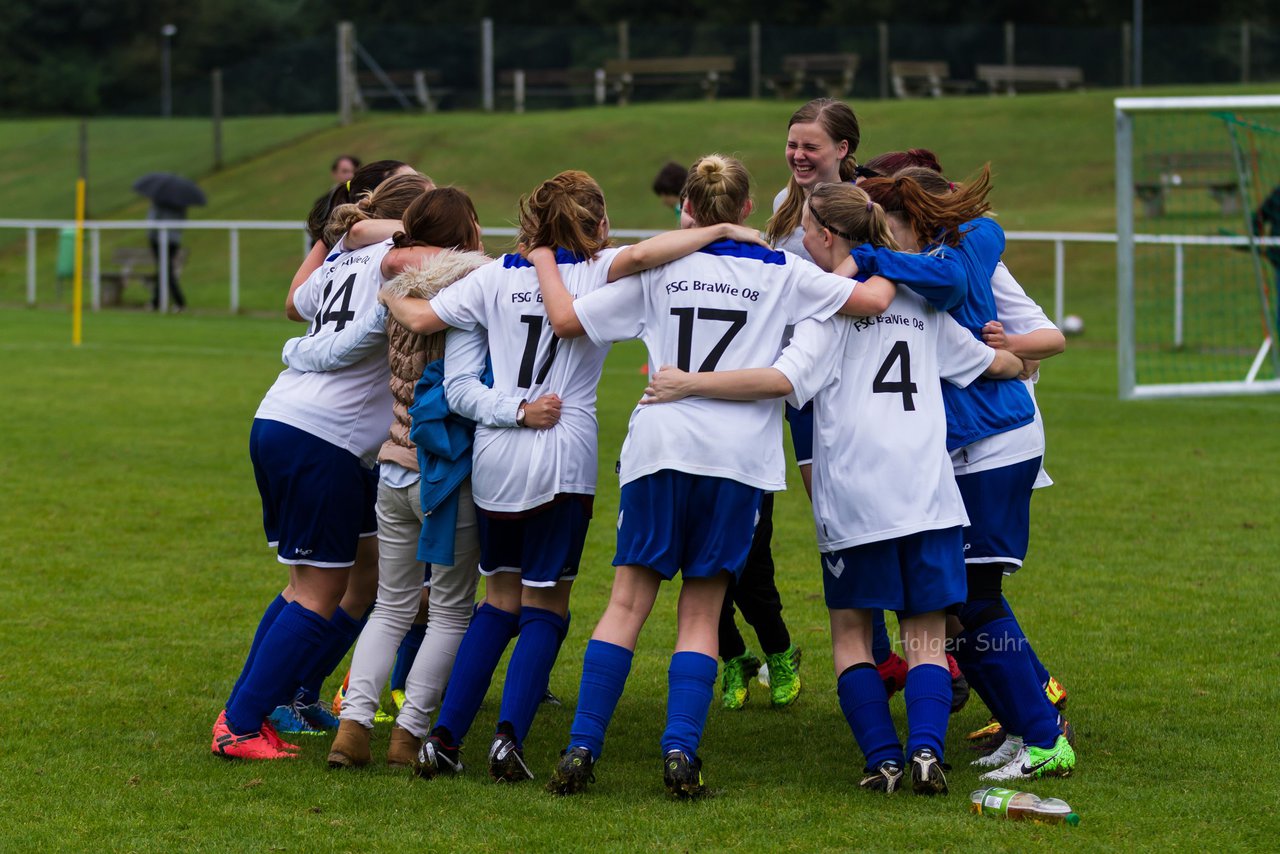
[327, 719, 371, 768]
[387, 724, 422, 768]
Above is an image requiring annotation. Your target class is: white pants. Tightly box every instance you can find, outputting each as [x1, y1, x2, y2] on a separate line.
[340, 478, 480, 732]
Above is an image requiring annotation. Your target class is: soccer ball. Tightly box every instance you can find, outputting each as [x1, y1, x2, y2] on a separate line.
[1062, 314, 1085, 336]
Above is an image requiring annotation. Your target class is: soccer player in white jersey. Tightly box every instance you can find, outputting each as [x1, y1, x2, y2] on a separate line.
[212, 172, 432, 760]
[378, 170, 764, 782]
[641, 182, 1025, 796]
[530, 155, 895, 798]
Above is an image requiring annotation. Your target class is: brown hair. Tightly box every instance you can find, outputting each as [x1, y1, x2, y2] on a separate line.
[859, 164, 993, 249]
[325, 171, 431, 247]
[683, 154, 751, 227]
[765, 98, 860, 246]
[807, 183, 900, 251]
[518, 170, 609, 258]
[863, 148, 944, 177]
[392, 187, 483, 253]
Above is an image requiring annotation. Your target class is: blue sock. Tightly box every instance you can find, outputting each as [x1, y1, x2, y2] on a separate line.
[660, 651, 717, 758]
[973, 617, 1060, 748]
[498, 607, 568, 746]
[568, 639, 633, 759]
[296, 606, 363, 706]
[953, 628, 1011, 728]
[837, 663, 902, 768]
[434, 603, 519, 744]
[226, 602, 329, 735]
[904, 663, 952, 759]
[871, 610, 892, 666]
[391, 623, 428, 692]
[226, 594, 286, 710]
[1003, 596, 1051, 688]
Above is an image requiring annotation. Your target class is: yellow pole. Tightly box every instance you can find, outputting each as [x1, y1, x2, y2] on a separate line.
[72, 178, 85, 346]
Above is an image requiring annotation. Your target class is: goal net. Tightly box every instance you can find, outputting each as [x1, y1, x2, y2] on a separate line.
[1116, 95, 1280, 399]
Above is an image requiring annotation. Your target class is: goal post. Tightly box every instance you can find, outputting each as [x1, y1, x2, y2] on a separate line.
[1115, 95, 1280, 399]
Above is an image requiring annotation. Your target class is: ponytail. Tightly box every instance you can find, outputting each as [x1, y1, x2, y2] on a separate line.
[324, 172, 431, 247]
[807, 183, 900, 252]
[518, 170, 610, 258]
[684, 154, 751, 227]
[861, 164, 993, 250]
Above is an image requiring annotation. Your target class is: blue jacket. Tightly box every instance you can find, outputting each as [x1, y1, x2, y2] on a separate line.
[408, 357, 490, 565]
[850, 218, 1034, 450]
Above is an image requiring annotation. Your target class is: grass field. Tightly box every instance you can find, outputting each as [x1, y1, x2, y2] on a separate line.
[2, 304, 1278, 851]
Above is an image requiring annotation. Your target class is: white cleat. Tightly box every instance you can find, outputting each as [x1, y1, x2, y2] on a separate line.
[978, 745, 1032, 782]
[972, 735, 1024, 768]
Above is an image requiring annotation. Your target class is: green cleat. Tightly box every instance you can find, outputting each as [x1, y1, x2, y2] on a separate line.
[1022, 735, 1076, 779]
[721, 652, 762, 710]
[764, 645, 803, 708]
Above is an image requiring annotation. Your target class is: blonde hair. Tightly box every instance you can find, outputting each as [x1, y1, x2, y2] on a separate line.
[518, 170, 610, 258]
[765, 98, 860, 247]
[807, 183, 900, 251]
[325, 172, 431, 247]
[683, 154, 751, 227]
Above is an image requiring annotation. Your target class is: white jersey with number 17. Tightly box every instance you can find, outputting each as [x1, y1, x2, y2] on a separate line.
[774, 286, 996, 550]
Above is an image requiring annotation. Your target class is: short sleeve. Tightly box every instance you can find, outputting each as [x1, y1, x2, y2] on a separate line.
[990, 263, 1057, 336]
[574, 273, 647, 347]
[292, 259, 332, 321]
[429, 265, 490, 331]
[785, 256, 855, 325]
[772, 317, 841, 407]
[937, 313, 996, 389]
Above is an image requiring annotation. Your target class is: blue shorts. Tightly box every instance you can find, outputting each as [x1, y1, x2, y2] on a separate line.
[955, 457, 1041, 568]
[785, 401, 814, 465]
[476, 495, 592, 588]
[821, 527, 967, 617]
[250, 418, 378, 568]
[614, 470, 763, 582]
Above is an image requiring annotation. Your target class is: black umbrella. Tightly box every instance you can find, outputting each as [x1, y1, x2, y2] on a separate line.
[133, 172, 207, 208]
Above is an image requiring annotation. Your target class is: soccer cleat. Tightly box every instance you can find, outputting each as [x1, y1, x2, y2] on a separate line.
[327, 718, 372, 768]
[1060, 716, 1076, 748]
[546, 746, 595, 795]
[1045, 676, 1069, 711]
[212, 712, 297, 761]
[332, 670, 350, 716]
[259, 719, 301, 753]
[488, 724, 534, 783]
[662, 750, 708, 799]
[414, 731, 463, 779]
[946, 654, 970, 714]
[972, 735, 1023, 768]
[387, 724, 421, 768]
[542, 688, 562, 707]
[858, 759, 904, 794]
[908, 748, 949, 795]
[980, 734, 1076, 781]
[966, 717, 1006, 752]
[268, 702, 327, 736]
[297, 699, 341, 731]
[721, 651, 762, 710]
[877, 652, 909, 699]
[765, 645, 803, 708]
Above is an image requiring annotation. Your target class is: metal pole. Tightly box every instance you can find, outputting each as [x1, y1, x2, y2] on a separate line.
[618, 20, 629, 61]
[749, 22, 761, 100]
[1241, 21, 1250, 84]
[79, 120, 89, 217]
[594, 68, 606, 106]
[1174, 241, 1184, 348]
[161, 24, 176, 117]
[1054, 240, 1065, 328]
[1116, 106, 1137, 398]
[230, 229, 240, 313]
[481, 18, 494, 112]
[158, 229, 170, 313]
[90, 228, 101, 311]
[514, 69, 525, 114]
[878, 22, 889, 99]
[1132, 0, 1143, 88]
[26, 228, 36, 306]
[212, 69, 224, 170]
[1004, 21, 1015, 67]
[338, 21, 355, 125]
[1121, 23, 1132, 88]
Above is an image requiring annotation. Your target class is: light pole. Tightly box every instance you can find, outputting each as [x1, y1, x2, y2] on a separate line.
[1132, 0, 1143, 88]
[161, 24, 177, 117]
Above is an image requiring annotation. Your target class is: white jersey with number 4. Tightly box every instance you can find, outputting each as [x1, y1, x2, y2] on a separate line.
[774, 286, 996, 550]
[573, 240, 855, 492]
[429, 248, 624, 513]
[255, 238, 394, 465]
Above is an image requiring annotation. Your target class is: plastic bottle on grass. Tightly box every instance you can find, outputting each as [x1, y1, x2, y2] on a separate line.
[970, 788, 1080, 826]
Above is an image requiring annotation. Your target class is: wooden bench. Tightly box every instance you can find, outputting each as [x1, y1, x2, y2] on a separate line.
[768, 53, 860, 99]
[976, 64, 1084, 95]
[356, 69, 447, 112]
[1134, 152, 1242, 218]
[100, 247, 187, 306]
[499, 68, 605, 113]
[603, 56, 735, 106]
[889, 61, 966, 98]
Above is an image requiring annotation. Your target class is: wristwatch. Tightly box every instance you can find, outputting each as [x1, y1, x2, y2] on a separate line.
[516, 400, 528, 427]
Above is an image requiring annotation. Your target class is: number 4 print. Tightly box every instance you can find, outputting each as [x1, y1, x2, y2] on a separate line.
[872, 340, 918, 411]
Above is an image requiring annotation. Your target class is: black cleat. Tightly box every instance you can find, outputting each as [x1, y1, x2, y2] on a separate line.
[414, 730, 463, 779]
[662, 750, 708, 800]
[909, 748, 949, 795]
[858, 759, 904, 794]
[546, 746, 595, 795]
[488, 723, 534, 783]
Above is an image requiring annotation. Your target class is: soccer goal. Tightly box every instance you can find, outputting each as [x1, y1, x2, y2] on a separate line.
[1116, 95, 1280, 399]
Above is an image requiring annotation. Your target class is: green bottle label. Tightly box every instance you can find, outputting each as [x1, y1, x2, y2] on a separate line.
[982, 788, 1017, 816]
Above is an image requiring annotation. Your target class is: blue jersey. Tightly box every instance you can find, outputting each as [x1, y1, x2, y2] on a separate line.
[849, 218, 1034, 450]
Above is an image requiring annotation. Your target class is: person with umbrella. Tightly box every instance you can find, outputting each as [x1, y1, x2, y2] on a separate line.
[133, 172, 206, 312]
